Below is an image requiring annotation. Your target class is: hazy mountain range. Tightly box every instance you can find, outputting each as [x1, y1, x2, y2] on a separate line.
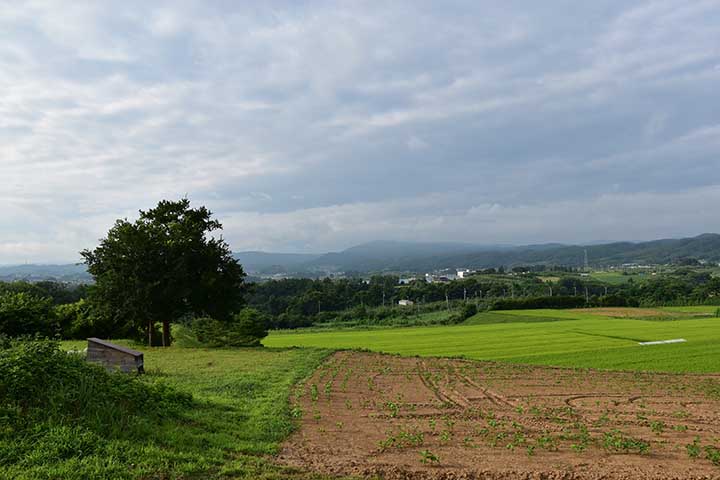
[235, 233, 720, 275]
[2, 234, 719, 282]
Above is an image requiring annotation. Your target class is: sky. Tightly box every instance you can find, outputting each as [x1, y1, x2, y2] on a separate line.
[1, 0, 719, 263]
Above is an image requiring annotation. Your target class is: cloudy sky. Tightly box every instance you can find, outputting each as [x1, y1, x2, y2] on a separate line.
[1, 0, 719, 263]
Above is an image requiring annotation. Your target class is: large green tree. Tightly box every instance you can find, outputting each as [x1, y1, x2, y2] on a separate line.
[81, 199, 245, 346]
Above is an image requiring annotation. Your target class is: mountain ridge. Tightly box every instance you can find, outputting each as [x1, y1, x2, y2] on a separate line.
[3, 234, 719, 280]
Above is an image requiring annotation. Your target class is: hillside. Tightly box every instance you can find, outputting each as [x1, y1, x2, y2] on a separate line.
[4, 234, 720, 280]
[267, 234, 720, 273]
[0, 263, 90, 283]
[232, 252, 321, 274]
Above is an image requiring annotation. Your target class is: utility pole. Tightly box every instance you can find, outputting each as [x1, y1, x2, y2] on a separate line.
[463, 288, 467, 303]
[585, 287, 589, 304]
[549, 286, 553, 296]
[584, 249, 589, 272]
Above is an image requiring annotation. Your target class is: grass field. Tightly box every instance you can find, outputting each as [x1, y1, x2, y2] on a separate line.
[588, 271, 648, 284]
[264, 306, 720, 373]
[6, 343, 335, 480]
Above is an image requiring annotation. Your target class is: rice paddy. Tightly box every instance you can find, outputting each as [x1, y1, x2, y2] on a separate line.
[264, 306, 720, 373]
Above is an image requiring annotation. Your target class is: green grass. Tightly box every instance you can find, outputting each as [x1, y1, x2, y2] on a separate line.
[2, 344, 336, 480]
[264, 308, 720, 373]
[589, 271, 647, 284]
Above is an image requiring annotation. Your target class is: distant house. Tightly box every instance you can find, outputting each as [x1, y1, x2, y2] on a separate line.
[457, 269, 474, 279]
[399, 277, 416, 285]
[398, 299, 414, 306]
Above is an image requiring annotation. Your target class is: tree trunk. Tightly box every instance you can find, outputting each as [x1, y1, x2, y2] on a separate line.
[148, 320, 153, 347]
[162, 319, 171, 347]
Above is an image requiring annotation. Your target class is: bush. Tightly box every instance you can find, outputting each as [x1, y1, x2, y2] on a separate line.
[0, 339, 192, 462]
[492, 295, 587, 311]
[447, 303, 479, 324]
[0, 292, 56, 337]
[54, 300, 98, 339]
[191, 308, 269, 347]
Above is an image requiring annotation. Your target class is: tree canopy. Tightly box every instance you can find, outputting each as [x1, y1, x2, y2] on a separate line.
[81, 199, 245, 346]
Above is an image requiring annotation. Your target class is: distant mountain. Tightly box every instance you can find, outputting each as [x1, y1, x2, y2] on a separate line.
[236, 234, 720, 274]
[0, 263, 90, 283]
[306, 240, 510, 273]
[232, 251, 322, 274]
[3, 234, 719, 282]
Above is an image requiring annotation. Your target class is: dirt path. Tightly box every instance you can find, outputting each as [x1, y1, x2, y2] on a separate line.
[278, 351, 720, 479]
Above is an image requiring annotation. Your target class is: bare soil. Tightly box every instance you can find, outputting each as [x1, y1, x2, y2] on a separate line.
[278, 351, 720, 479]
[575, 307, 709, 319]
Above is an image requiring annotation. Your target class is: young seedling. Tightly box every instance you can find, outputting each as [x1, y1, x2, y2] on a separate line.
[650, 420, 666, 434]
[419, 449, 440, 464]
[705, 445, 720, 466]
[687, 437, 702, 459]
[602, 430, 650, 454]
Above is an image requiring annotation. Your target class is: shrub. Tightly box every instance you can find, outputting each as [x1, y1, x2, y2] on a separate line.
[492, 295, 586, 311]
[0, 339, 192, 462]
[0, 292, 56, 337]
[191, 308, 269, 347]
[54, 300, 97, 339]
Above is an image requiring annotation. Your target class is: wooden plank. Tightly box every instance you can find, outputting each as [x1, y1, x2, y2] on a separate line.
[86, 338, 144, 374]
[87, 338, 143, 358]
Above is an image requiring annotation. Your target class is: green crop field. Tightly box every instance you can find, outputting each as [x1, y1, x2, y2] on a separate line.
[264, 306, 720, 373]
[6, 343, 335, 480]
[589, 271, 648, 284]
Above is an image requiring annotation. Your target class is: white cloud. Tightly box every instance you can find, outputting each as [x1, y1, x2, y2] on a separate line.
[0, 0, 719, 262]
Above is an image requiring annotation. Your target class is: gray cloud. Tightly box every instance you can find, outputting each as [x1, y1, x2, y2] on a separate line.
[0, 0, 719, 262]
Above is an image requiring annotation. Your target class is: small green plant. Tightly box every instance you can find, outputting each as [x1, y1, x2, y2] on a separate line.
[650, 420, 666, 434]
[687, 437, 702, 459]
[705, 445, 720, 466]
[419, 449, 439, 464]
[384, 401, 400, 418]
[602, 430, 650, 454]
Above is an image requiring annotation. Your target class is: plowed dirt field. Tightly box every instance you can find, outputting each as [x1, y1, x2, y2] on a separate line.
[279, 351, 720, 479]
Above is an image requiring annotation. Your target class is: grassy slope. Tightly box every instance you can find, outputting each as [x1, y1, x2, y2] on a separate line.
[6, 344, 335, 480]
[264, 307, 720, 373]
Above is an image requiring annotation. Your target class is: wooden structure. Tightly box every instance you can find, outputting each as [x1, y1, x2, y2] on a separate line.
[87, 338, 144, 373]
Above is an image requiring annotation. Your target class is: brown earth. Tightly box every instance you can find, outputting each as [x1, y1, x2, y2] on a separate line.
[278, 351, 720, 480]
[574, 307, 710, 319]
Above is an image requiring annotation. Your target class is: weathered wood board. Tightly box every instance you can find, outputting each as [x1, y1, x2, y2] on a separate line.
[87, 338, 144, 373]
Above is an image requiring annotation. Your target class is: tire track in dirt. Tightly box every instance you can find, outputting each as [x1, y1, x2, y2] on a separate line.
[418, 361, 470, 408]
[279, 351, 720, 480]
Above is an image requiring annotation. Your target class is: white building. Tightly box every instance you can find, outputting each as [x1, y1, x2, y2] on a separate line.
[398, 299, 414, 306]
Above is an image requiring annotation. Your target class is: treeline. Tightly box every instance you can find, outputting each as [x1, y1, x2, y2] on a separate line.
[248, 268, 720, 329]
[3, 267, 720, 338]
[0, 281, 96, 339]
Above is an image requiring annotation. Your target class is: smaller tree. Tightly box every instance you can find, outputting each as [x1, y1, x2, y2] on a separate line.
[0, 292, 56, 337]
[81, 199, 246, 346]
[191, 308, 268, 347]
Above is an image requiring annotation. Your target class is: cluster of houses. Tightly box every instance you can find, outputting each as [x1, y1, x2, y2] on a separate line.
[397, 268, 476, 306]
[399, 268, 475, 286]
